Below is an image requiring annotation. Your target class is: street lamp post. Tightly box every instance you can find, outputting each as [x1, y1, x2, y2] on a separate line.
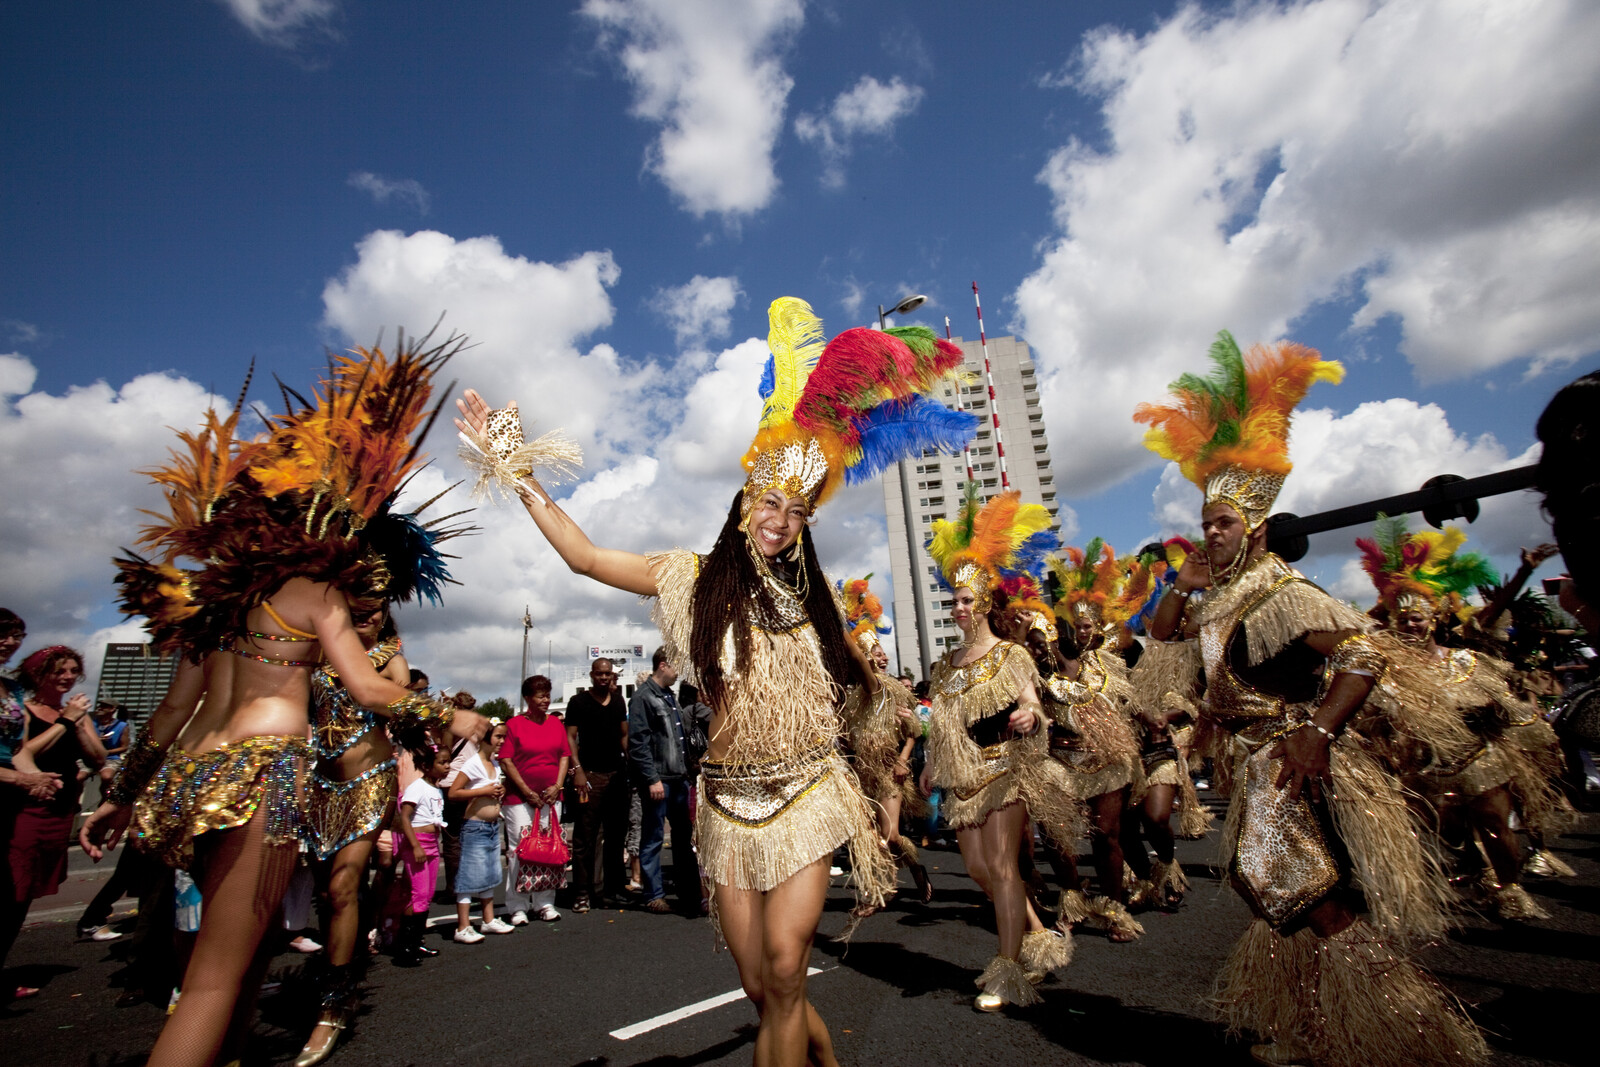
[520, 606, 532, 707]
[876, 293, 927, 330]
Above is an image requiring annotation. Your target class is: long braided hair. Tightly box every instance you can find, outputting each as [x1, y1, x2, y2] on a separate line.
[689, 490, 855, 712]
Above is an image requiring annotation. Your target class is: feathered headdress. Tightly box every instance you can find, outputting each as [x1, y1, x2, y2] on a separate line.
[116, 330, 475, 656]
[927, 482, 1059, 612]
[1133, 330, 1343, 532]
[1357, 513, 1496, 620]
[743, 297, 978, 513]
[1128, 536, 1197, 635]
[837, 574, 891, 650]
[1048, 540, 1152, 635]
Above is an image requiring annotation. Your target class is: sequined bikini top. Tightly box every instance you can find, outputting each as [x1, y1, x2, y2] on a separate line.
[312, 637, 403, 761]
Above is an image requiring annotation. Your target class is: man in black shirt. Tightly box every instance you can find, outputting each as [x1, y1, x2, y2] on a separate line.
[565, 658, 630, 911]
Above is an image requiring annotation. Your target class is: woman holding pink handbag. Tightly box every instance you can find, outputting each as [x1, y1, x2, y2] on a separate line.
[498, 675, 570, 923]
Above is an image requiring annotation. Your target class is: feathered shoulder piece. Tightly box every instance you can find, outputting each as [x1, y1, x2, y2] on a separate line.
[1133, 330, 1342, 531]
[1357, 513, 1496, 618]
[1049, 540, 1152, 633]
[117, 329, 474, 656]
[928, 482, 1059, 610]
[837, 574, 891, 649]
[742, 297, 977, 513]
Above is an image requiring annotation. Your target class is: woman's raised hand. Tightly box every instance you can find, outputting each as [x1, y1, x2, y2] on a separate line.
[453, 388, 496, 437]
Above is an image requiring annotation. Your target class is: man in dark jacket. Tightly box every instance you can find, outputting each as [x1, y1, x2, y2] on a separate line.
[627, 647, 702, 915]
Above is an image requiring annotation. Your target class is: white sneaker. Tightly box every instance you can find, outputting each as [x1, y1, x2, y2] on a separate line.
[481, 917, 514, 934]
[537, 905, 561, 922]
[288, 935, 322, 954]
[828, 866, 845, 877]
[79, 925, 122, 943]
[509, 910, 529, 926]
[452, 926, 485, 944]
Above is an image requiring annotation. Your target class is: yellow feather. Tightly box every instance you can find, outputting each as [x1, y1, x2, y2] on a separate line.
[758, 297, 825, 432]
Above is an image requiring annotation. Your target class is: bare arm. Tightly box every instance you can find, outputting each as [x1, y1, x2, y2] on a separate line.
[397, 801, 425, 865]
[1007, 678, 1045, 736]
[1151, 555, 1209, 641]
[80, 659, 211, 859]
[1476, 543, 1559, 632]
[13, 694, 93, 772]
[455, 390, 657, 596]
[566, 721, 590, 797]
[1270, 629, 1377, 801]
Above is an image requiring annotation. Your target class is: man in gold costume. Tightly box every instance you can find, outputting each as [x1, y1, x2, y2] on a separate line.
[1136, 331, 1486, 1067]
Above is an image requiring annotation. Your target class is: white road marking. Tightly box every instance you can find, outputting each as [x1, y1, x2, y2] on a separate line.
[610, 966, 828, 1040]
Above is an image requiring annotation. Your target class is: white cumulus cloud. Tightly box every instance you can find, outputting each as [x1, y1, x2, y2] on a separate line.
[1016, 0, 1600, 494]
[649, 274, 743, 348]
[581, 0, 805, 219]
[0, 354, 230, 691]
[348, 171, 431, 214]
[795, 75, 925, 189]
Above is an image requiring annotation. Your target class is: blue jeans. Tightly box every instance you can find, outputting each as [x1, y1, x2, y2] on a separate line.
[638, 779, 698, 906]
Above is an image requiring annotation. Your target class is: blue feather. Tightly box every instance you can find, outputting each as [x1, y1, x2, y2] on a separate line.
[1008, 529, 1060, 583]
[758, 354, 775, 400]
[846, 397, 980, 485]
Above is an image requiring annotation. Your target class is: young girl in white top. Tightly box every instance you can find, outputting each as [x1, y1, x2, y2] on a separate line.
[447, 719, 511, 942]
[395, 745, 450, 965]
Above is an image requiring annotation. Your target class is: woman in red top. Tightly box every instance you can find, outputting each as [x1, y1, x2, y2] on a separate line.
[498, 675, 570, 923]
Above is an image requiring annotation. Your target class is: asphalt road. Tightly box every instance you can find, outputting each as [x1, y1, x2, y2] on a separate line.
[4, 809, 1596, 1067]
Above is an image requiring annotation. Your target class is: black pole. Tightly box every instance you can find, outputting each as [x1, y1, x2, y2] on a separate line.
[1266, 465, 1539, 561]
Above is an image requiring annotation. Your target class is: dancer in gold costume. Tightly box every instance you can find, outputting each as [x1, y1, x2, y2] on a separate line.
[1123, 539, 1215, 912]
[457, 296, 974, 1067]
[921, 486, 1081, 1011]
[296, 603, 412, 1067]
[837, 576, 932, 904]
[1356, 515, 1571, 923]
[1136, 331, 1486, 1067]
[1039, 542, 1147, 940]
[80, 333, 479, 1067]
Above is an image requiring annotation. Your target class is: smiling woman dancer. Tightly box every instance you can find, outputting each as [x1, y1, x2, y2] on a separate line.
[457, 297, 974, 1067]
[920, 486, 1081, 1012]
[80, 335, 478, 1067]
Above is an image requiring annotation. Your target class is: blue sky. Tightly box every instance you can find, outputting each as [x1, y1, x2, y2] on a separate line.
[4, 1, 1597, 697]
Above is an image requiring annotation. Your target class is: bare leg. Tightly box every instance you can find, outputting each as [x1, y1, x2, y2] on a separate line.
[1470, 785, 1525, 887]
[977, 802, 1029, 961]
[718, 860, 837, 1067]
[149, 810, 297, 1067]
[1140, 784, 1177, 864]
[322, 831, 377, 966]
[1087, 789, 1128, 901]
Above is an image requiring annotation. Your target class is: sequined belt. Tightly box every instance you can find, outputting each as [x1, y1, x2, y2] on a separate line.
[952, 743, 1013, 801]
[701, 748, 834, 829]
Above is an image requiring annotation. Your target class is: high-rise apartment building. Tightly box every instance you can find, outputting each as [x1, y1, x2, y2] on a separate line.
[881, 333, 1060, 680]
[96, 642, 180, 725]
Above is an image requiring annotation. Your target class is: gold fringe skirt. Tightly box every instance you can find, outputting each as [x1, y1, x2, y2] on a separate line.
[1213, 918, 1487, 1067]
[306, 758, 399, 860]
[133, 736, 311, 871]
[943, 738, 1086, 851]
[697, 748, 895, 912]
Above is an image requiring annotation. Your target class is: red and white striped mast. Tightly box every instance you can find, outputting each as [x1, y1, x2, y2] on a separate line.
[972, 281, 1010, 490]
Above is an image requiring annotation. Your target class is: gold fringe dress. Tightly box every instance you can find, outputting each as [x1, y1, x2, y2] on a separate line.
[1367, 634, 1573, 845]
[841, 672, 928, 822]
[925, 641, 1085, 851]
[648, 550, 895, 922]
[305, 637, 404, 860]
[1041, 646, 1144, 802]
[1128, 638, 1214, 839]
[1190, 553, 1485, 1067]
